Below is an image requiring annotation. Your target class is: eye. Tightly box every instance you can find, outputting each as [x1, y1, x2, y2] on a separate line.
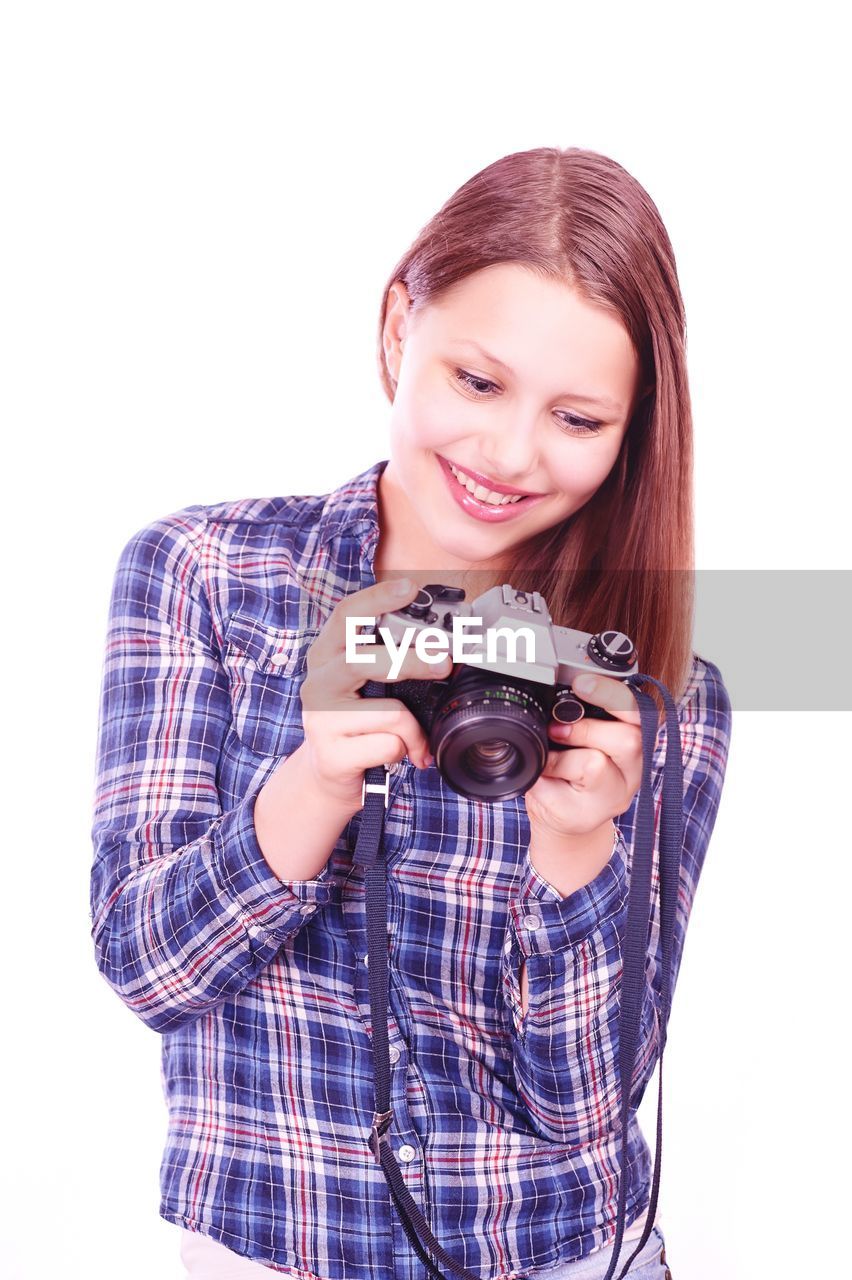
[452, 368, 602, 437]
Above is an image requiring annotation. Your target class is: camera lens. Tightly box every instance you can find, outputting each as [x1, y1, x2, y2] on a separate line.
[463, 738, 521, 782]
[429, 666, 550, 800]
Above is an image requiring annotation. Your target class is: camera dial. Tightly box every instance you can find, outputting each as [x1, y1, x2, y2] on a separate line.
[403, 589, 435, 621]
[552, 693, 586, 724]
[586, 630, 637, 671]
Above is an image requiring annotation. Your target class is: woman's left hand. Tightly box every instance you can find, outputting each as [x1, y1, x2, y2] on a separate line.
[524, 674, 644, 840]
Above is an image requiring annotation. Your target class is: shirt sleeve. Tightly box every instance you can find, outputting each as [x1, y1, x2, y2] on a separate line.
[89, 513, 341, 1035]
[500, 655, 733, 1143]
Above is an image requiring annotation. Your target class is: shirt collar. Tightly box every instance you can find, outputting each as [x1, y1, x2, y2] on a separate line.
[317, 457, 387, 546]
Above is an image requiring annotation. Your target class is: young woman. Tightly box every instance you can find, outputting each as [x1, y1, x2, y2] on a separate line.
[90, 146, 731, 1280]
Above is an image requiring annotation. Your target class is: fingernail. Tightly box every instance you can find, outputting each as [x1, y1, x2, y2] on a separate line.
[574, 674, 597, 693]
[553, 723, 573, 736]
[393, 577, 413, 595]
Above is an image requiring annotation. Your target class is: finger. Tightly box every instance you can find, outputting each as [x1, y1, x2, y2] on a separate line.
[355, 644, 454, 686]
[309, 577, 421, 667]
[335, 700, 433, 761]
[337, 731, 434, 775]
[334, 732, 410, 776]
[541, 746, 613, 791]
[302, 700, 433, 767]
[569, 673, 642, 725]
[547, 718, 643, 790]
[308, 640, 453, 705]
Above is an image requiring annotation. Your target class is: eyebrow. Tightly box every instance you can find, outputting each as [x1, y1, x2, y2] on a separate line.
[448, 339, 624, 413]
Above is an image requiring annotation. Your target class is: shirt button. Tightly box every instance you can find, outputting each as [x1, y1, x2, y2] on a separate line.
[397, 1144, 417, 1163]
[522, 913, 543, 930]
[388, 1045, 401, 1064]
[298, 904, 314, 915]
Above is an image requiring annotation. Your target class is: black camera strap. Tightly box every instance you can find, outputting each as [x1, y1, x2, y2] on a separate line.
[353, 674, 683, 1280]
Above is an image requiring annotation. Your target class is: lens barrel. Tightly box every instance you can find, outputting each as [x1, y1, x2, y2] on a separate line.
[429, 666, 551, 801]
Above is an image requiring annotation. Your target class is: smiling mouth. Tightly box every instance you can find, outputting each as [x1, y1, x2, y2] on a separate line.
[442, 458, 542, 505]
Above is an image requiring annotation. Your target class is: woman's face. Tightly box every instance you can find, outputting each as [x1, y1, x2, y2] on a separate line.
[378, 262, 642, 575]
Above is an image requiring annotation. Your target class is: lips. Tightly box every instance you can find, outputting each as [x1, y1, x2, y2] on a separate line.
[436, 454, 549, 524]
[440, 456, 543, 497]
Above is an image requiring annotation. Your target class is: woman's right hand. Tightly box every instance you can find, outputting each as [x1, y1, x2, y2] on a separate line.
[298, 578, 451, 817]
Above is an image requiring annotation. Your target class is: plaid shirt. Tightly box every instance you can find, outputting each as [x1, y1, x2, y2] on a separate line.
[90, 458, 732, 1280]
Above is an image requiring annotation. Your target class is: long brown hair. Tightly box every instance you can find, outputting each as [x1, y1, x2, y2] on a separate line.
[376, 146, 695, 707]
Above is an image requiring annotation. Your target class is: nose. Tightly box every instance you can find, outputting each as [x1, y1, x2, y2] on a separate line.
[479, 418, 540, 489]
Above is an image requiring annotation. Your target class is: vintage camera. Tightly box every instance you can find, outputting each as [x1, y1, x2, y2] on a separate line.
[373, 582, 639, 801]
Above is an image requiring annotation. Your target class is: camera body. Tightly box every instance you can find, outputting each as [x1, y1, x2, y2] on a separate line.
[374, 582, 639, 801]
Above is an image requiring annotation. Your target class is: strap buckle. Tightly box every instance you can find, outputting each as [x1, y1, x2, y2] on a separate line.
[368, 1108, 394, 1163]
[361, 766, 391, 809]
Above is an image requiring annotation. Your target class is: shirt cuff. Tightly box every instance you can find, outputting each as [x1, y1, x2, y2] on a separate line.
[509, 826, 628, 957]
[209, 787, 343, 942]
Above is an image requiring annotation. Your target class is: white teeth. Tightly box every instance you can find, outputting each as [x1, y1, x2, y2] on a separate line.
[448, 462, 525, 505]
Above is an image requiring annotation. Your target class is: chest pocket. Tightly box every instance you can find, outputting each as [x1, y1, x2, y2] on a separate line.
[223, 612, 319, 758]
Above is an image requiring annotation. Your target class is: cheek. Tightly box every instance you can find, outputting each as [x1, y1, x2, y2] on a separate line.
[392, 378, 473, 452]
[549, 447, 617, 499]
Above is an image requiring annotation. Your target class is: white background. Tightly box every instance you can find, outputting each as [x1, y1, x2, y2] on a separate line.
[1, 3, 848, 1278]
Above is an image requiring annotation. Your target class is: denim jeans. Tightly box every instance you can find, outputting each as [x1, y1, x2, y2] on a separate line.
[532, 1226, 671, 1279]
[179, 1225, 672, 1279]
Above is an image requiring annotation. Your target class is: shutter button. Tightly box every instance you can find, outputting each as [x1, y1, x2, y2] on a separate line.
[522, 913, 542, 930]
[397, 1144, 417, 1163]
